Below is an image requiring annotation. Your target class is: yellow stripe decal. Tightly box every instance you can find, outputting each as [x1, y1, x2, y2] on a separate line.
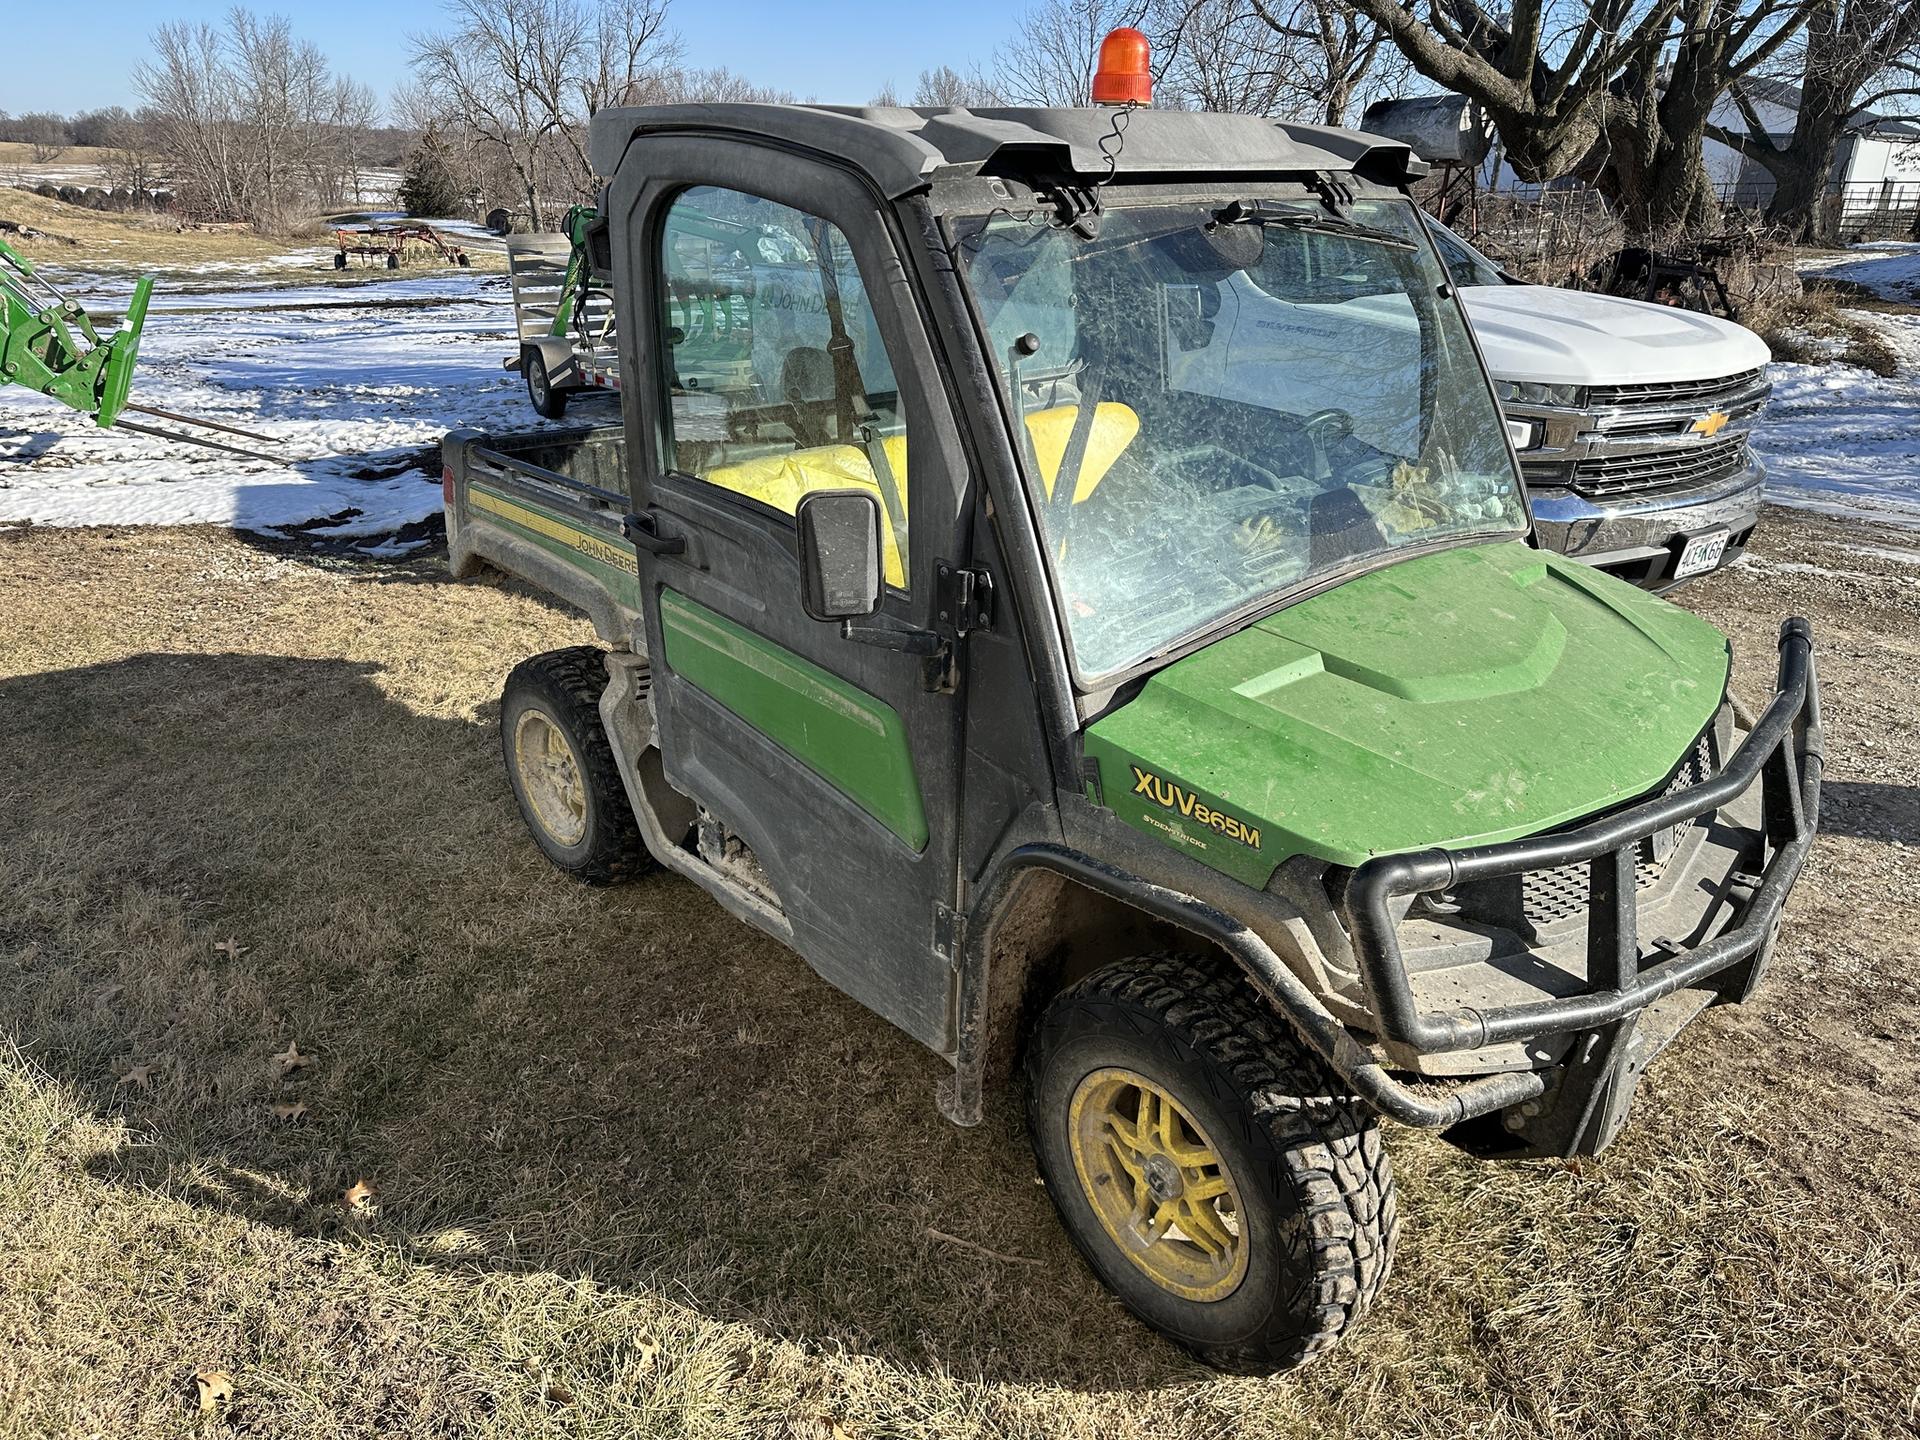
[471, 486, 638, 577]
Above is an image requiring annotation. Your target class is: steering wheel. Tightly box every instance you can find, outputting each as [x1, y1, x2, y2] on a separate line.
[1299, 407, 1355, 486]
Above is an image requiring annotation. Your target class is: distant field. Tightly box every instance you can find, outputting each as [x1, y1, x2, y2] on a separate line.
[0, 187, 505, 279]
[0, 140, 119, 190]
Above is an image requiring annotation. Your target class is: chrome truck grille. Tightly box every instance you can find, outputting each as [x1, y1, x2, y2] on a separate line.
[1514, 368, 1770, 501]
[1586, 368, 1766, 408]
[1564, 434, 1750, 499]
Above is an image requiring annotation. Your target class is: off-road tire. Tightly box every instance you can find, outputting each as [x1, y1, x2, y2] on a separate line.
[1025, 954, 1396, 1373]
[500, 647, 651, 884]
[524, 347, 569, 419]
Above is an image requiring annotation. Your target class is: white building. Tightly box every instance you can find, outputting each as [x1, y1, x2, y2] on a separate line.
[1702, 76, 1920, 215]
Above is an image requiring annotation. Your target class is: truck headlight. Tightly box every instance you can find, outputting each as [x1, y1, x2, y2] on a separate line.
[1495, 380, 1586, 409]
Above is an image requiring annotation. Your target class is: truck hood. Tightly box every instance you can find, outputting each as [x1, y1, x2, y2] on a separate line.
[1083, 543, 1730, 887]
[1458, 283, 1771, 388]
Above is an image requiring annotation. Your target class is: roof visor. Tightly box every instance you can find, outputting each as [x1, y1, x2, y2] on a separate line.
[587, 104, 1427, 200]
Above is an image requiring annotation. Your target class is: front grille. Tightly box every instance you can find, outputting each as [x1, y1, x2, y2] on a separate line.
[1568, 434, 1750, 499]
[1521, 733, 1715, 930]
[1587, 368, 1765, 408]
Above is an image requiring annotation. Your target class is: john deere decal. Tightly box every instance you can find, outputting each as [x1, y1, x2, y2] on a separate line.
[1129, 766, 1262, 849]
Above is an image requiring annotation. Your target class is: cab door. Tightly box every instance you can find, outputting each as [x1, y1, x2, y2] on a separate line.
[606, 140, 973, 1051]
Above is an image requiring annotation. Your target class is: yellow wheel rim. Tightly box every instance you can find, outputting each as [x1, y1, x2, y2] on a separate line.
[1067, 1066, 1249, 1302]
[513, 708, 589, 848]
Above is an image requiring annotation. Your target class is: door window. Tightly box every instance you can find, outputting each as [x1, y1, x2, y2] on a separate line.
[656, 186, 912, 588]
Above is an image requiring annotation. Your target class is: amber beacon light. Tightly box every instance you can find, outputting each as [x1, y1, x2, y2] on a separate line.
[1091, 27, 1152, 106]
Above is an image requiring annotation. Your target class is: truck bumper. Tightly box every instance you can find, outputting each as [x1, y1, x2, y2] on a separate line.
[1527, 459, 1766, 591]
[1343, 619, 1822, 1157]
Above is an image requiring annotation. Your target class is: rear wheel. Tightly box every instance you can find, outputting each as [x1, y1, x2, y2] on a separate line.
[500, 647, 651, 884]
[1025, 954, 1396, 1373]
[525, 347, 569, 419]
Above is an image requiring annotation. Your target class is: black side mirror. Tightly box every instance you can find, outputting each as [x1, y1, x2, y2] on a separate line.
[796, 489, 882, 621]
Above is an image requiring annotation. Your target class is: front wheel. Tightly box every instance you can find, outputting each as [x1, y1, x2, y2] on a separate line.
[1025, 954, 1396, 1373]
[524, 347, 569, 419]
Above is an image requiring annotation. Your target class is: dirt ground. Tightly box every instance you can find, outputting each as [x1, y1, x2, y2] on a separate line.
[0, 507, 1916, 1439]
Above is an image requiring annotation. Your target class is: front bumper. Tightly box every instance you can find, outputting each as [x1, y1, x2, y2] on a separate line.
[1528, 458, 1766, 591]
[1345, 619, 1822, 1156]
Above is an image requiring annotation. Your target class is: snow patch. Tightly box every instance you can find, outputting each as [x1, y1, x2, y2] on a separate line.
[0, 262, 608, 545]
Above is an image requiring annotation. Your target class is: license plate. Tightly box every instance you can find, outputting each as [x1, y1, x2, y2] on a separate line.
[1674, 529, 1730, 578]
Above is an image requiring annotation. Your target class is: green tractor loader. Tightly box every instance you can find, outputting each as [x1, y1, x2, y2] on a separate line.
[441, 70, 1823, 1372]
[1, 236, 278, 454]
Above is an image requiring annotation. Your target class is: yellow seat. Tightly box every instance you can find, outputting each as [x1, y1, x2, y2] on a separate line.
[702, 402, 1140, 589]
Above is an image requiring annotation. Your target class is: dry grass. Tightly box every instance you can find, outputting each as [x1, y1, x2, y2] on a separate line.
[1, 516, 1918, 1438]
[0, 141, 123, 174]
[1744, 282, 1908, 376]
[0, 187, 290, 267]
[0, 188, 507, 280]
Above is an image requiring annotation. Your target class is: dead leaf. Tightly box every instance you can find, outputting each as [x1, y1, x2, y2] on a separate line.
[342, 1178, 377, 1212]
[272, 1040, 312, 1077]
[118, 1063, 158, 1091]
[213, 937, 248, 960]
[634, 1338, 660, 1370]
[544, 1377, 574, 1406]
[270, 1101, 308, 1123]
[193, 1369, 234, 1413]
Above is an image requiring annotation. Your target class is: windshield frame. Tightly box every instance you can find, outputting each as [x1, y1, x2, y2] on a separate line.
[941, 181, 1533, 693]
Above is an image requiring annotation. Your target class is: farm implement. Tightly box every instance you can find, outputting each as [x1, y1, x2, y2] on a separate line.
[0, 236, 280, 458]
[334, 222, 472, 270]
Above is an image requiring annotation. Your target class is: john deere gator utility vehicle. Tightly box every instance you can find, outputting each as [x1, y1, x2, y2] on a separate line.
[442, 35, 1822, 1371]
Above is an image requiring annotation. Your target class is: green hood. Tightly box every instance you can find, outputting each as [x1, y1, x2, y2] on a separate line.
[1082, 542, 1730, 887]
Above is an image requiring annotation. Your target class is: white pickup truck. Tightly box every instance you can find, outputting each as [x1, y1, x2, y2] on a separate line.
[1425, 219, 1772, 589]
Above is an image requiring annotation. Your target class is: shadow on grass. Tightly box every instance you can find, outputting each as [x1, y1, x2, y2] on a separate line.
[1820, 781, 1920, 845]
[0, 649, 1202, 1393]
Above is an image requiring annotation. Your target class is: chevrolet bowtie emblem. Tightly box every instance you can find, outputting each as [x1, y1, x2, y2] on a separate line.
[1691, 409, 1731, 437]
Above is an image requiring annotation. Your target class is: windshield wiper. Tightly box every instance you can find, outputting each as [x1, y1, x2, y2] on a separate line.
[1207, 200, 1416, 251]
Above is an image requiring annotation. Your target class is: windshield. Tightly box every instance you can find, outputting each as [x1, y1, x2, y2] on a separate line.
[1425, 217, 1509, 288]
[957, 196, 1526, 680]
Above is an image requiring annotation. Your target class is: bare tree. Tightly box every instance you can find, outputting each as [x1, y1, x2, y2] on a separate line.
[994, 0, 1396, 122]
[996, 0, 1152, 105]
[409, 0, 678, 228]
[1341, 0, 1813, 236]
[134, 9, 378, 227]
[136, 21, 248, 221]
[913, 63, 1004, 106]
[1244, 0, 1400, 124]
[1709, 0, 1920, 241]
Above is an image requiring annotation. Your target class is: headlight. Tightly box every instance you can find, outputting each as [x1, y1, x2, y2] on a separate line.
[1495, 380, 1586, 408]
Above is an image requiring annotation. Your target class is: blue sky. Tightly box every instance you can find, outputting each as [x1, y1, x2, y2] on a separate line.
[4, 0, 1022, 116]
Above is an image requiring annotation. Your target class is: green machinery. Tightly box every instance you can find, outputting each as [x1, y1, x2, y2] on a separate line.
[1, 237, 277, 456]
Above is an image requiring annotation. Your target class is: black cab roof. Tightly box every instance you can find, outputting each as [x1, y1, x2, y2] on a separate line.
[587, 103, 1425, 200]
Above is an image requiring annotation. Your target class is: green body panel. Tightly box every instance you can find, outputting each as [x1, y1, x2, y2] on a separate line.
[657, 589, 929, 851]
[1083, 542, 1731, 886]
[468, 481, 642, 611]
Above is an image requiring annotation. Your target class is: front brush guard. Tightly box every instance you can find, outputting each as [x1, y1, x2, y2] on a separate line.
[1344, 617, 1822, 1152]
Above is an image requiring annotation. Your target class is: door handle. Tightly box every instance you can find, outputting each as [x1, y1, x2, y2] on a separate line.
[622, 508, 686, 556]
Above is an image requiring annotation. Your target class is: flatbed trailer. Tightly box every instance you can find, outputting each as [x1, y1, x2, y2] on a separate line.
[506, 208, 621, 417]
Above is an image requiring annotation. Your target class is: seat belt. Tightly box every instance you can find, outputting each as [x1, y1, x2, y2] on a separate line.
[811, 222, 912, 571]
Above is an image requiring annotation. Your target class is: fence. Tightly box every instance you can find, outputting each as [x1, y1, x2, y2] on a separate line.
[1716, 177, 1920, 241]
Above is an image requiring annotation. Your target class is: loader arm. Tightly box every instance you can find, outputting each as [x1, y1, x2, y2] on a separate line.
[0, 237, 150, 428]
